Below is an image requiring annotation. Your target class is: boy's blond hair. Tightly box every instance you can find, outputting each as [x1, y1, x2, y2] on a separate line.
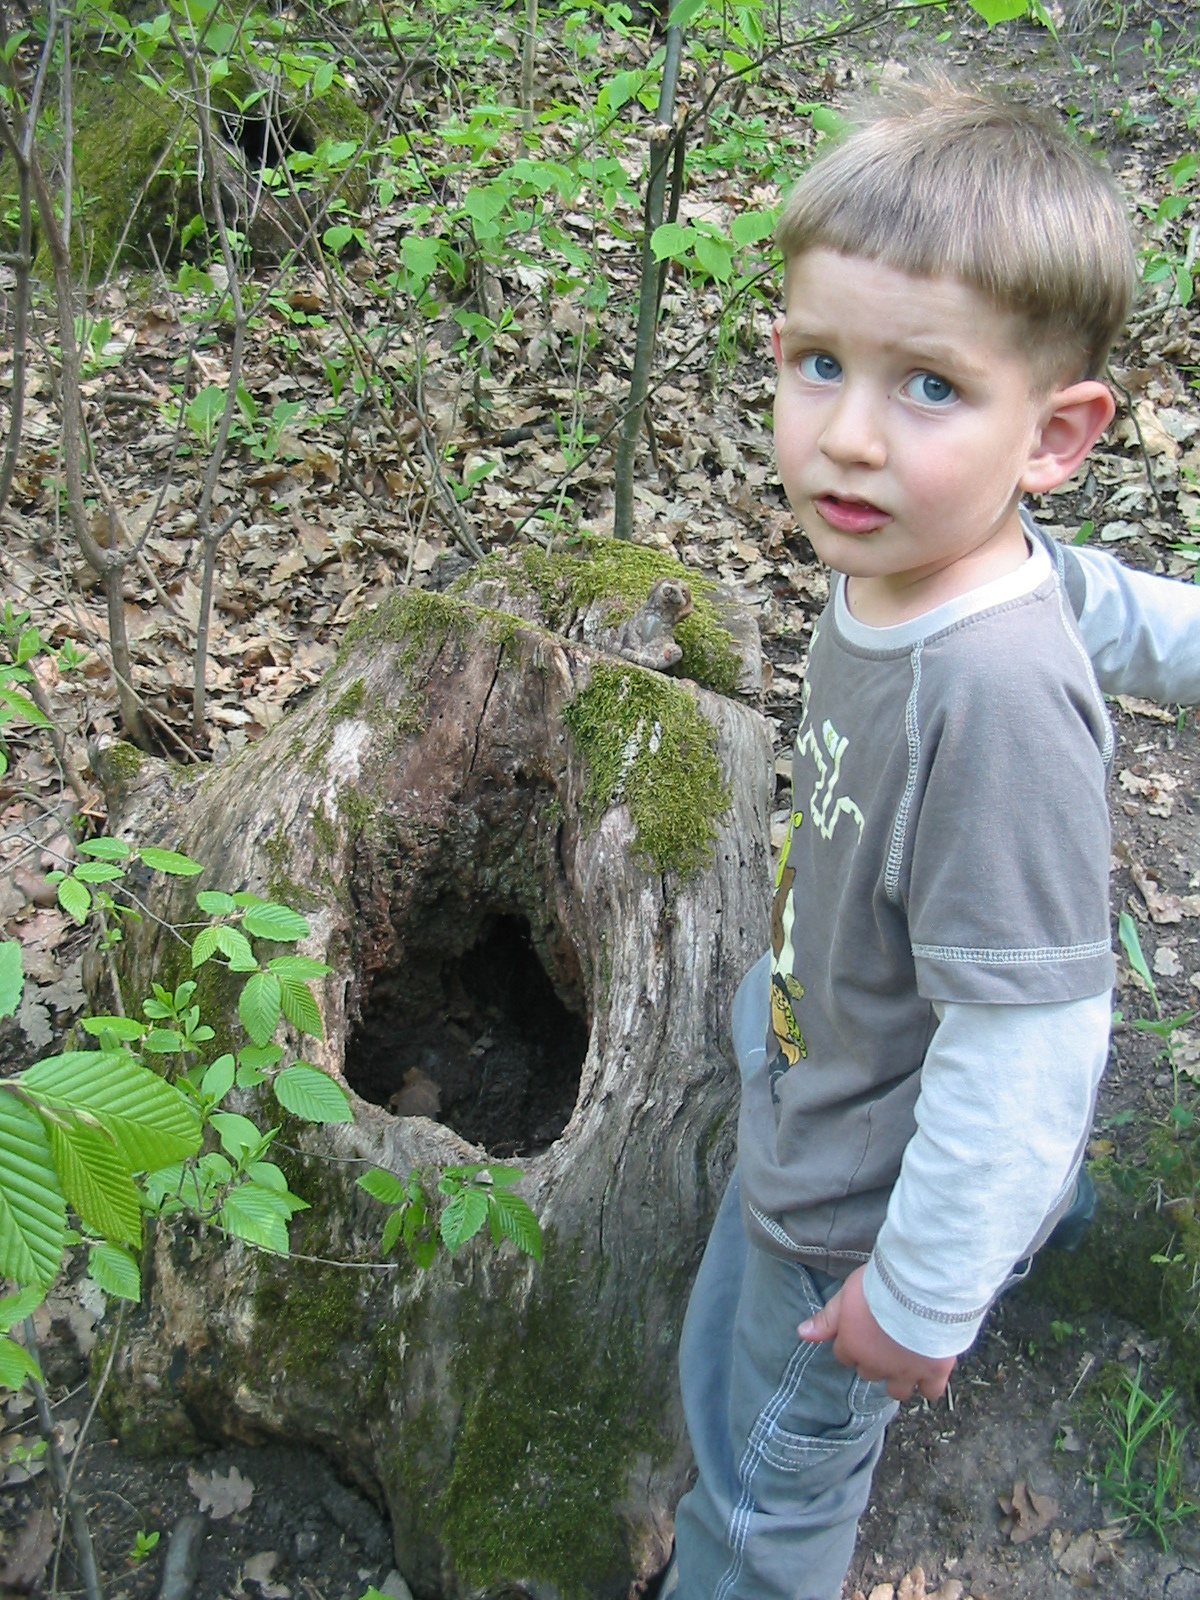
[774, 80, 1137, 386]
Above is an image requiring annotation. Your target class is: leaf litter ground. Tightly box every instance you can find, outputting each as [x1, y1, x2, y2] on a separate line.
[4, 1, 1200, 1596]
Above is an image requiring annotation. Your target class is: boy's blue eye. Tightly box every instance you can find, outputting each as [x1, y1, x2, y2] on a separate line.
[798, 352, 841, 383]
[903, 372, 956, 406]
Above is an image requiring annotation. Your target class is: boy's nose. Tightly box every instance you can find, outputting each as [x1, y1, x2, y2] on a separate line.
[819, 386, 886, 469]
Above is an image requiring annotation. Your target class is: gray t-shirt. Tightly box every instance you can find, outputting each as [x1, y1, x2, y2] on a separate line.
[740, 538, 1115, 1271]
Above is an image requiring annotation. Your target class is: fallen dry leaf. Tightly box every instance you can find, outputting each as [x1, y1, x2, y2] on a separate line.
[0, 1506, 55, 1590]
[1049, 1526, 1119, 1578]
[998, 1478, 1058, 1544]
[1154, 944, 1182, 977]
[188, 1463, 255, 1519]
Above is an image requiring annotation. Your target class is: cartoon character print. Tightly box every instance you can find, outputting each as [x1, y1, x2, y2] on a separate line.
[768, 663, 865, 1098]
[769, 810, 807, 1094]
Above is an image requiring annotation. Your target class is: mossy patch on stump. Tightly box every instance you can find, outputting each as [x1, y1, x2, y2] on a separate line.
[564, 663, 731, 878]
[458, 534, 743, 696]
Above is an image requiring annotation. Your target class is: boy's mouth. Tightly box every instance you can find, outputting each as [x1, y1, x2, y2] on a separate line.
[814, 494, 890, 535]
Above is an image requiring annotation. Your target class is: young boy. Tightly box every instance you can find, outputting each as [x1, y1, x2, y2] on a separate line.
[667, 83, 1200, 1600]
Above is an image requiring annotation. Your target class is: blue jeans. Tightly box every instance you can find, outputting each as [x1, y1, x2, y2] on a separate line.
[671, 1172, 898, 1600]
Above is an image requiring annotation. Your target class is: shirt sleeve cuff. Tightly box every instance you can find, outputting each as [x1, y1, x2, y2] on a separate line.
[862, 1249, 989, 1361]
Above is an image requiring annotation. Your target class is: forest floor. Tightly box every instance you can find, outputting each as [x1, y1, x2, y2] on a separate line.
[3, 0, 1200, 1597]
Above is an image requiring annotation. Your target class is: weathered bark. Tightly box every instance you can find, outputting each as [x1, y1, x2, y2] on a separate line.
[98, 552, 774, 1600]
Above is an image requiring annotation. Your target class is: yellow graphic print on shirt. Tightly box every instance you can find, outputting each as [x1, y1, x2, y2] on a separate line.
[769, 681, 865, 1080]
[769, 810, 807, 1069]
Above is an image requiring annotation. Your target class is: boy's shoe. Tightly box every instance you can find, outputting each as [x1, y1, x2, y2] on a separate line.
[1046, 1168, 1096, 1252]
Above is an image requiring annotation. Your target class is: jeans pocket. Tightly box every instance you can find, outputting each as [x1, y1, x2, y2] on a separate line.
[756, 1353, 895, 1476]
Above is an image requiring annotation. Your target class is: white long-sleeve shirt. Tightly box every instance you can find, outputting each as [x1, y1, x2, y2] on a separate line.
[863, 524, 1200, 1355]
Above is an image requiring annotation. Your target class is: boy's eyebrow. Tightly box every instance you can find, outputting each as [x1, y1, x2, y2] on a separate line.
[777, 317, 991, 380]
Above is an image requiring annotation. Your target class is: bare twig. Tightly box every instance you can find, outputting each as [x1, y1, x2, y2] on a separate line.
[23, 1313, 107, 1600]
[167, 16, 250, 741]
[613, 22, 683, 542]
[1108, 366, 1167, 520]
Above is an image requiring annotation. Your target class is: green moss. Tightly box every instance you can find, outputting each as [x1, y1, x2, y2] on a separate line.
[332, 678, 366, 720]
[1023, 1177, 1200, 1412]
[101, 740, 147, 783]
[439, 1256, 664, 1597]
[254, 1255, 368, 1384]
[31, 51, 374, 278]
[563, 663, 731, 878]
[311, 802, 338, 856]
[336, 784, 374, 839]
[263, 824, 320, 909]
[456, 535, 743, 695]
[45, 75, 185, 278]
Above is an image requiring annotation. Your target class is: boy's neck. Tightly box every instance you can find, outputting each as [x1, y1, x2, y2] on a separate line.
[842, 510, 1032, 629]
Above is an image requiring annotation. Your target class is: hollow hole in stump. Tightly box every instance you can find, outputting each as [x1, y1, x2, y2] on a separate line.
[221, 110, 313, 172]
[345, 913, 589, 1158]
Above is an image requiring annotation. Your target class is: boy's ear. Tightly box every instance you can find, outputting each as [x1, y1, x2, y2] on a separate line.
[1021, 381, 1115, 495]
[771, 318, 784, 371]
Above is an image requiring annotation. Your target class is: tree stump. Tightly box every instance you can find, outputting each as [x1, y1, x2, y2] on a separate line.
[99, 540, 774, 1599]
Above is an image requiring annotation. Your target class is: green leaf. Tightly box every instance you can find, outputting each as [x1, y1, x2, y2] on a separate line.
[488, 1190, 543, 1261]
[464, 184, 507, 226]
[278, 977, 323, 1039]
[730, 209, 777, 248]
[0, 686, 50, 726]
[239, 972, 281, 1046]
[0, 1090, 67, 1287]
[138, 847, 203, 877]
[245, 1160, 288, 1193]
[79, 1016, 146, 1042]
[210, 1111, 264, 1161]
[650, 221, 695, 263]
[357, 1168, 407, 1206]
[47, 1118, 141, 1245]
[439, 1188, 489, 1255]
[1117, 911, 1157, 1002]
[58, 875, 92, 925]
[1176, 266, 1193, 309]
[196, 890, 237, 915]
[240, 902, 310, 941]
[142, 1029, 185, 1054]
[216, 926, 257, 971]
[967, 0, 1028, 21]
[72, 862, 125, 884]
[219, 1184, 291, 1254]
[274, 1065, 352, 1124]
[323, 223, 355, 255]
[77, 837, 131, 861]
[667, 0, 707, 26]
[0, 1284, 45, 1334]
[0, 941, 22, 1022]
[88, 1241, 141, 1301]
[266, 956, 331, 980]
[693, 231, 735, 283]
[184, 386, 225, 443]
[238, 1043, 282, 1072]
[380, 1209, 404, 1255]
[21, 1052, 201, 1171]
[201, 1055, 235, 1103]
[0, 1333, 41, 1390]
[190, 926, 221, 967]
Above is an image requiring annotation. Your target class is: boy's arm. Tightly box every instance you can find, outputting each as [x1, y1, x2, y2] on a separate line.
[1054, 538, 1200, 704]
[800, 991, 1110, 1385]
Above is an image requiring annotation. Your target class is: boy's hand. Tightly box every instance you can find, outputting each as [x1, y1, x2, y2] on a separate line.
[797, 1265, 956, 1403]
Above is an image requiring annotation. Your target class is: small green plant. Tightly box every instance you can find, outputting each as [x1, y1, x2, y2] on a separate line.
[129, 1529, 160, 1562]
[0, 840, 543, 1399]
[1092, 1363, 1199, 1548]
[357, 1163, 542, 1267]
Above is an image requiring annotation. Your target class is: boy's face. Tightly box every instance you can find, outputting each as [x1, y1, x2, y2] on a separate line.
[772, 250, 1070, 619]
